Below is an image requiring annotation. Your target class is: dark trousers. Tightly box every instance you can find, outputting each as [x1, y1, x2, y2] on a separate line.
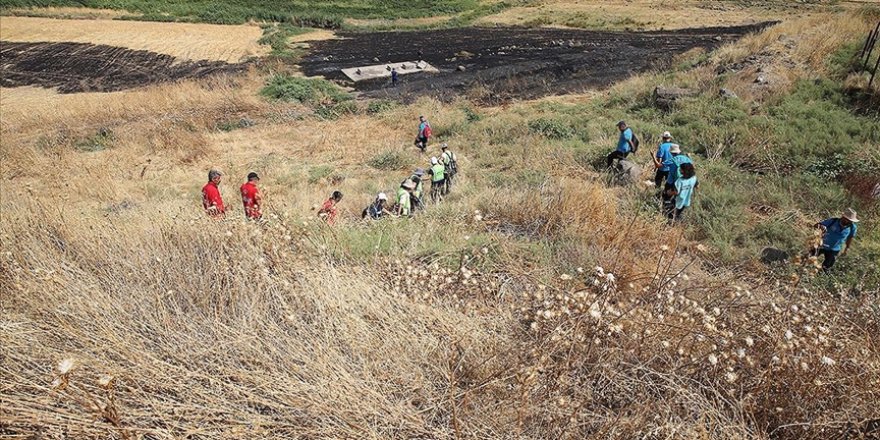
[654, 169, 670, 188]
[813, 247, 839, 270]
[607, 150, 629, 167]
[666, 205, 685, 222]
[416, 136, 428, 151]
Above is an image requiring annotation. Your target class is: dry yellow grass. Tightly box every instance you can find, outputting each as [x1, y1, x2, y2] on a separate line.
[0, 16, 267, 62]
[477, 0, 839, 30]
[1, 7, 879, 439]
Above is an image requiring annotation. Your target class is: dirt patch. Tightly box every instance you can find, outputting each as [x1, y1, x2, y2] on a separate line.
[0, 41, 247, 93]
[300, 23, 773, 102]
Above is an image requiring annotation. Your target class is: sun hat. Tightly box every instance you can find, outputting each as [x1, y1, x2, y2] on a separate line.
[378, 192, 388, 201]
[414, 168, 425, 176]
[430, 157, 438, 165]
[842, 208, 859, 223]
[670, 144, 681, 154]
[662, 131, 673, 139]
[441, 143, 449, 150]
[403, 179, 416, 190]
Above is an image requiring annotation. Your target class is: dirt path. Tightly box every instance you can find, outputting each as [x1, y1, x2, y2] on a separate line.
[0, 41, 247, 93]
[300, 23, 773, 102]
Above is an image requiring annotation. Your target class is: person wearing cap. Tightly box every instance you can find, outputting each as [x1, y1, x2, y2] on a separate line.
[318, 190, 343, 224]
[665, 162, 698, 222]
[202, 169, 225, 218]
[363, 192, 392, 220]
[653, 131, 675, 189]
[440, 143, 457, 194]
[415, 116, 431, 152]
[665, 144, 693, 187]
[240, 172, 262, 220]
[428, 157, 446, 203]
[607, 120, 634, 167]
[812, 209, 859, 271]
[397, 180, 415, 217]
[409, 168, 426, 211]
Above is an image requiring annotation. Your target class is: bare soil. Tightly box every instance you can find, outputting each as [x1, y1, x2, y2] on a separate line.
[0, 41, 247, 93]
[300, 24, 773, 102]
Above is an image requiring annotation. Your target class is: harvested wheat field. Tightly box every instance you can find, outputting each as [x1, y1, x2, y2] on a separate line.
[1, 1, 879, 439]
[0, 16, 267, 62]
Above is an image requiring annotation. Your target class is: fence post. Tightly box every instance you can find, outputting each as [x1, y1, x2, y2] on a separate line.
[869, 53, 880, 88]
[862, 25, 878, 59]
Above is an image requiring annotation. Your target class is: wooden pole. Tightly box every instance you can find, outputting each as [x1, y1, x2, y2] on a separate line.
[869, 53, 880, 88]
[862, 27, 877, 59]
[865, 22, 880, 66]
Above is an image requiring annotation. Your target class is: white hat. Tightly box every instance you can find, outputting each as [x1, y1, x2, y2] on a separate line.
[662, 131, 673, 139]
[842, 208, 859, 223]
[377, 192, 388, 201]
[430, 157, 438, 165]
[402, 179, 416, 190]
[670, 144, 681, 154]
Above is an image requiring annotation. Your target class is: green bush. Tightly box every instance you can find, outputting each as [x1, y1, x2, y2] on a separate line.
[260, 75, 350, 106]
[528, 117, 577, 139]
[366, 99, 398, 115]
[368, 151, 411, 171]
[315, 100, 358, 120]
[308, 165, 334, 184]
[75, 129, 113, 152]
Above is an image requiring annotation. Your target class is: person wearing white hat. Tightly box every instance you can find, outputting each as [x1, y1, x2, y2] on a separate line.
[813, 208, 859, 271]
[428, 157, 446, 203]
[653, 131, 675, 189]
[397, 179, 416, 217]
[363, 192, 392, 220]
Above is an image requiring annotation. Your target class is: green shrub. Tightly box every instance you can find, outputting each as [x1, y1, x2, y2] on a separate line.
[368, 151, 411, 171]
[75, 129, 113, 152]
[528, 117, 577, 139]
[308, 165, 334, 184]
[366, 99, 398, 115]
[315, 100, 358, 120]
[261, 75, 350, 106]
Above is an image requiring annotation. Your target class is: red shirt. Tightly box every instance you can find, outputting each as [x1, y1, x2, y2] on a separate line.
[202, 181, 224, 217]
[240, 181, 262, 220]
[318, 199, 338, 224]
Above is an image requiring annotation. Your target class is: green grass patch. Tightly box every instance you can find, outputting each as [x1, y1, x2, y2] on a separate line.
[368, 151, 412, 171]
[260, 75, 351, 106]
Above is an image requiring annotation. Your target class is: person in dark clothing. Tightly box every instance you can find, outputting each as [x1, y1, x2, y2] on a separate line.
[391, 68, 399, 87]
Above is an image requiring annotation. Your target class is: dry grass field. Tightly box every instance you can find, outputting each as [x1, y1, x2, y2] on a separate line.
[0, 16, 267, 62]
[476, 0, 844, 30]
[1, 3, 879, 439]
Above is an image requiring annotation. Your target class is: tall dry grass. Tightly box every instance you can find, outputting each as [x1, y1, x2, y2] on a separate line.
[2, 8, 879, 439]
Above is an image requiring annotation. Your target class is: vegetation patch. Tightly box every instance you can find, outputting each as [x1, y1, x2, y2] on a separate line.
[260, 75, 351, 106]
[367, 150, 411, 171]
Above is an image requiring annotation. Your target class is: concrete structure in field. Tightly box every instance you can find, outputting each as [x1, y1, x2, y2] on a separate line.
[342, 61, 438, 82]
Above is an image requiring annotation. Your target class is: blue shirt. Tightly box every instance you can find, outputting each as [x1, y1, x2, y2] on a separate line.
[667, 154, 693, 184]
[819, 218, 857, 251]
[674, 176, 698, 210]
[617, 128, 633, 153]
[418, 122, 427, 137]
[656, 142, 674, 172]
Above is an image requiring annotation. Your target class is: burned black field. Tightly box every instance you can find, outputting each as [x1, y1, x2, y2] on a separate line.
[0, 41, 246, 93]
[301, 23, 772, 102]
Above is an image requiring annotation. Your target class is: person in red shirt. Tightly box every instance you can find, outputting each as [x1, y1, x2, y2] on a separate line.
[240, 172, 262, 220]
[318, 190, 343, 224]
[202, 169, 225, 218]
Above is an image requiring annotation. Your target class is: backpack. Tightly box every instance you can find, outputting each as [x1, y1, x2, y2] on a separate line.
[630, 131, 640, 154]
[445, 151, 458, 174]
[423, 124, 432, 138]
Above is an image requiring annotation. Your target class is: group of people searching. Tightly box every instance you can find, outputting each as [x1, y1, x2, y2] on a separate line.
[607, 121, 698, 222]
[606, 120, 861, 272]
[201, 116, 458, 224]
